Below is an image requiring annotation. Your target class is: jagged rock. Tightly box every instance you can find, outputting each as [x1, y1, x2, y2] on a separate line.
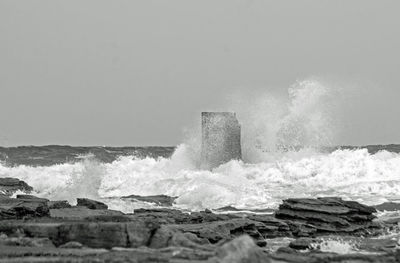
[275, 197, 379, 236]
[0, 220, 159, 249]
[149, 218, 268, 247]
[133, 208, 239, 225]
[173, 218, 265, 245]
[149, 225, 213, 251]
[247, 214, 292, 238]
[0, 196, 49, 219]
[16, 194, 48, 201]
[212, 235, 271, 263]
[50, 207, 124, 220]
[77, 198, 108, 210]
[48, 200, 72, 209]
[122, 194, 177, 207]
[0, 178, 33, 196]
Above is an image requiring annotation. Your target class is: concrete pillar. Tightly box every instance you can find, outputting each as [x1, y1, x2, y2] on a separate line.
[201, 112, 242, 170]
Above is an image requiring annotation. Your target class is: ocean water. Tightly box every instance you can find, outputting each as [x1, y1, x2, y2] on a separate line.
[1, 144, 400, 213]
[1, 79, 399, 213]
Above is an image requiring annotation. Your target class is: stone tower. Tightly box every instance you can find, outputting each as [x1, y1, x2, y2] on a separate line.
[200, 112, 242, 170]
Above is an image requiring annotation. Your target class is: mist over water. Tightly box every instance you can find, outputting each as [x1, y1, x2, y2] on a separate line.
[1, 79, 400, 212]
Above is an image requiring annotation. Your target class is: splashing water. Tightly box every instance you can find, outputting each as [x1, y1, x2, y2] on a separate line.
[1, 79, 399, 212]
[312, 238, 358, 254]
[2, 147, 400, 212]
[227, 78, 341, 163]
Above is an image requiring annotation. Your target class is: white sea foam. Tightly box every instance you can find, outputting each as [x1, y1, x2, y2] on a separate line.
[1, 147, 400, 212]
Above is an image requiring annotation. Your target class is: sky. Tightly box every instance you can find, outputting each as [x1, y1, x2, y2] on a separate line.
[0, 0, 399, 146]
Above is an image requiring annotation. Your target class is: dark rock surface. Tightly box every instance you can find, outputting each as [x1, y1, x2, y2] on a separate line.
[48, 200, 72, 209]
[0, 195, 49, 219]
[289, 237, 315, 250]
[212, 235, 271, 263]
[0, 220, 158, 249]
[0, 194, 398, 262]
[77, 198, 108, 210]
[50, 207, 124, 220]
[0, 177, 33, 196]
[122, 194, 178, 207]
[275, 197, 380, 236]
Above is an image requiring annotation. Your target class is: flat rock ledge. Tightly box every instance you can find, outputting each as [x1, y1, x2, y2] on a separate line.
[275, 197, 381, 237]
[0, 188, 398, 262]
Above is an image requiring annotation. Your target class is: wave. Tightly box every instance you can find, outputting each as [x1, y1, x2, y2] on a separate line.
[1, 145, 400, 212]
[1, 79, 398, 212]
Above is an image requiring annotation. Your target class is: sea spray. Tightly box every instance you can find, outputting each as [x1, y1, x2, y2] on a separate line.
[2, 147, 400, 212]
[222, 78, 342, 163]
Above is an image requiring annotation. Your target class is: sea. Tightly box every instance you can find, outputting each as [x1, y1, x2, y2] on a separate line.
[1, 144, 400, 213]
[1, 79, 400, 214]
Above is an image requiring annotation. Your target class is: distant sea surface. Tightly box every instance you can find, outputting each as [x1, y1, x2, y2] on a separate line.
[0, 145, 175, 166]
[1, 144, 399, 166]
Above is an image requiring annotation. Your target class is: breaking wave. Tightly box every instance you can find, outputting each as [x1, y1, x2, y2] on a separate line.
[1, 146, 400, 212]
[1, 78, 399, 212]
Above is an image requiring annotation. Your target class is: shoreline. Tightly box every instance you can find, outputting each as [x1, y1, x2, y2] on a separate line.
[1, 177, 400, 262]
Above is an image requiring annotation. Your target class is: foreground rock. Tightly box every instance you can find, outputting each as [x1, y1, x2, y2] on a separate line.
[48, 200, 72, 209]
[212, 235, 271, 263]
[77, 198, 108, 210]
[0, 195, 49, 220]
[50, 207, 124, 220]
[0, 195, 396, 262]
[0, 219, 158, 249]
[0, 177, 33, 196]
[275, 197, 380, 236]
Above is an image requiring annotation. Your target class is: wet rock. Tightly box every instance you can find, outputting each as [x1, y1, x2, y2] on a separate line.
[48, 200, 72, 209]
[212, 235, 271, 263]
[0, 178, 33, 196]
[247, 214, 292, 238]
[50, 207, 124, 220]
[133, 208, 189, 224]
[275, 197, 379, 236]
[16, 195, 49, 202]
[0, 196, 49, 219]
[122, 194, 177, 207]
[59, 220, 159, 249]
[0, 220, 159, 249]
[76, 198, 108, 210]
[133, 208, 239, 225]
[289, 237, 315, 250]
[174, 218, 265, 245]
[149, 225, 214, 251]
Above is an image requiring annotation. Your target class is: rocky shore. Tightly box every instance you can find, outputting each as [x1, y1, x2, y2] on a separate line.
[1, 177, 400, 262]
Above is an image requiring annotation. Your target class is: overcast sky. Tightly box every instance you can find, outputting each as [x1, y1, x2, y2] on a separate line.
[1, 0, 399, 146]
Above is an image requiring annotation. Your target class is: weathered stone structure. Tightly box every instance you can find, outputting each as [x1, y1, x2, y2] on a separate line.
[200, 112, 241, 170]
